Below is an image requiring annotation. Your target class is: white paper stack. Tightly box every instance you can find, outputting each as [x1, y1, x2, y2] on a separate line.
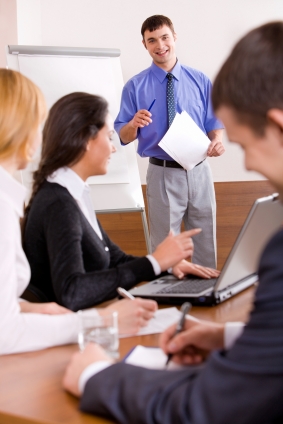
[158, 111, 210, 170]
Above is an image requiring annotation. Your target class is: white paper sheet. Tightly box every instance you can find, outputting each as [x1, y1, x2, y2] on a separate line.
[119, 307, 181, 338]
[158, 111, 211, 170]
[124, 345, 203, 370]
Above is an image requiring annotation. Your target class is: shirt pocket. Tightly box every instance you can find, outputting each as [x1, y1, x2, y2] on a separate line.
[178, 98, 205, 124]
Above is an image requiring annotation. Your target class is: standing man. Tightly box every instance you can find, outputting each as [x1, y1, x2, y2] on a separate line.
[114, 15, 224, 268]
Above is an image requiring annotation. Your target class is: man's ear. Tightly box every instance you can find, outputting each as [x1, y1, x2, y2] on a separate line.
[142, 39, 147, 50]
[267, 109, 283, 133]
[173, 32, 177, 42]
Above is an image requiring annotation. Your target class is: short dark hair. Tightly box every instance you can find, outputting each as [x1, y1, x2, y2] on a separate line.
[212, 21, 283, 134]
[141, 15, 175, 39]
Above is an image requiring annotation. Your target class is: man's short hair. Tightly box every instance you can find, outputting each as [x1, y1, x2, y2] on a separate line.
[141, 15, 175, 39]
[212, 21, 283, 134]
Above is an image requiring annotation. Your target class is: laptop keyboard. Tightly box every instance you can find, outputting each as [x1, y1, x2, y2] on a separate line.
[156, 278, 217, 295]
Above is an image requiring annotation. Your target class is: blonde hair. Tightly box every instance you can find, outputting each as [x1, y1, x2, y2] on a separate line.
[0, 68, 47, 162]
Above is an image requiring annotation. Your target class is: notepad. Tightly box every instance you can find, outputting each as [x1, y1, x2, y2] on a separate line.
[124, 345, 182, 370]
[124, 345, 204, 371]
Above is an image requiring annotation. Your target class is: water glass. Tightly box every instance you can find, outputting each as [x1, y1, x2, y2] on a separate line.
[78, 311, 119, 358]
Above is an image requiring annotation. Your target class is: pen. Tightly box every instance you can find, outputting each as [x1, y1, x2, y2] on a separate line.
[148, 98, 156, 112]
[166, 302, 192, 366]
[117, 287, 135, 300]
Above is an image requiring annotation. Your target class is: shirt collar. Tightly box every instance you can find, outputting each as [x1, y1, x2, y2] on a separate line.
[150, 59, 181, 83]
[0, 166, 26, 217]
[47, 167, 87, 201]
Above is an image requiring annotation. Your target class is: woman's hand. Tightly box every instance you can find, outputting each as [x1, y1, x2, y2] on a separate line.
[160, 316, 224, 365]
[152, 229, 202, 271]
[172, 260, 220, 279]
[98, 298, 157, 335]
[19, 301, 72, 315]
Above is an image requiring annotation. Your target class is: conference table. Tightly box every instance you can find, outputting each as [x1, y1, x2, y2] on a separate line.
[0, 287, 255, 424]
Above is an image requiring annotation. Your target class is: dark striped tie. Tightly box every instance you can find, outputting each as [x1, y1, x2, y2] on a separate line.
[166, 73, 176, 127]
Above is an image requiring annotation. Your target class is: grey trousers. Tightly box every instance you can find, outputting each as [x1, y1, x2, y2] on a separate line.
[146, 160, 216, 268]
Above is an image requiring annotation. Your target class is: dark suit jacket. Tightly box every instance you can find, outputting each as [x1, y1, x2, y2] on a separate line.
[80, 228, 283, 424]
[23, 181, 156, 311]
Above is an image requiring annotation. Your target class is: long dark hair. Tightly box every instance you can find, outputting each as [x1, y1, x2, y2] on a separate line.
[24, 92, 108, 218]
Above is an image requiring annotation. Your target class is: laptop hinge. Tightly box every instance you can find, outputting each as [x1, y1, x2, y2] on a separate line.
[215, 274, 258, 303]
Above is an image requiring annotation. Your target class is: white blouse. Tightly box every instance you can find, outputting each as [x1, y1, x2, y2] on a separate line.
[0, 166, 82, 354]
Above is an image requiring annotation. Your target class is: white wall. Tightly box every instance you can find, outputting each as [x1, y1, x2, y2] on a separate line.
[0, 0, 18, 67]
[17, 0, 42, 44]
[17, 0, 283, 183]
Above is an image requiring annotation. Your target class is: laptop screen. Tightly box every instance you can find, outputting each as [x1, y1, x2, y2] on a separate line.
[215, 194, 283, 292]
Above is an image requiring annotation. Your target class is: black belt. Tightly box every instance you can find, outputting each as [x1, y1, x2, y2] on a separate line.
[149, 157, 205, 168]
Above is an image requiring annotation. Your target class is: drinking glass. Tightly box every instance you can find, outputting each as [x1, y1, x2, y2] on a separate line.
[78, 311, 119, 358]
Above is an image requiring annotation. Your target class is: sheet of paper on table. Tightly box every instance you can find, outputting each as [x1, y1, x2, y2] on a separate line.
[124, 345, 179, 369]
[124, 345, 204, 371]
[119, 307, 181, 338]
[158, 111, 211, 170]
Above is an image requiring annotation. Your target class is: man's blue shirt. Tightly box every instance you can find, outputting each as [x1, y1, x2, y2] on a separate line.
[114, 61, 224, 161]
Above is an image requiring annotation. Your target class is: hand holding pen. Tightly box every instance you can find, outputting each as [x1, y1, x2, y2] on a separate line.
[117, 287, 156, 318]
[165, 302, 192, 366]
[130, 99, 156, 129]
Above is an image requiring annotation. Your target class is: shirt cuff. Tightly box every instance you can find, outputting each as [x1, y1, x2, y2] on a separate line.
[224, 322, 245, 349]
[79, 308, 100, 317]
[78, 361, 112, 394]
[146, 255, 161, 276]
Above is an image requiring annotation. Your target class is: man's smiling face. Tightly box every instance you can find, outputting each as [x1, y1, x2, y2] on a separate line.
[142, 25, 177, 71]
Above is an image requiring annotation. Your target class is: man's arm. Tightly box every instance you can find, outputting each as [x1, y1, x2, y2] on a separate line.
[207, 129, 225, 157]
[63, 230, 283, 424]
[119, 109, 152, 143]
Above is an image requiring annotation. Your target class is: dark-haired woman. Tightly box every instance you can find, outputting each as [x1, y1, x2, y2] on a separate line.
[23, 92, 219, 313]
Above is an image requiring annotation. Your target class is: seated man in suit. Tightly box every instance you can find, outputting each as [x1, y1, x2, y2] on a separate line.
[62, 21, 283, 424]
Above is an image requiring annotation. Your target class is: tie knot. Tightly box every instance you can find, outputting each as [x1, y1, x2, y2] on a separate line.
[166, 73, 173, 81]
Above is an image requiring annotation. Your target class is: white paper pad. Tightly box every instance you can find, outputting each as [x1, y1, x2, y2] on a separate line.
[158, 111, 211, 170]
[119, 307, 181, 338]
[124, 345, 201, 371]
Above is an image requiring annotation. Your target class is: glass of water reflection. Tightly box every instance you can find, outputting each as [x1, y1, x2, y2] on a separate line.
[78, 310, 119, 358]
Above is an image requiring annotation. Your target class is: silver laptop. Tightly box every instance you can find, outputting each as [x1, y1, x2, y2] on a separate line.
[129, 194, 283, 306]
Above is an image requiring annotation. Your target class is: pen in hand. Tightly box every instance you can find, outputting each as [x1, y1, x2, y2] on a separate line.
[166, 302, 192, 366]
[117, 287, 135, 300]
[148, 98, 156, 112]
[117, 287, 156, 318]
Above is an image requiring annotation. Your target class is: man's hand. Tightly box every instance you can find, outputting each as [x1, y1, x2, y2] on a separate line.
[152, 229, 202, 271]
[19, 301, 72, 315]
[98, 298, 157, 335]
[130, 109, 152, 129]
[160, 317, 225, 365]
[172, 260, 220, 279]
[63, 344, 113, 397]
[120, 109, 152, 143]
[207, 129, 225, 157]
